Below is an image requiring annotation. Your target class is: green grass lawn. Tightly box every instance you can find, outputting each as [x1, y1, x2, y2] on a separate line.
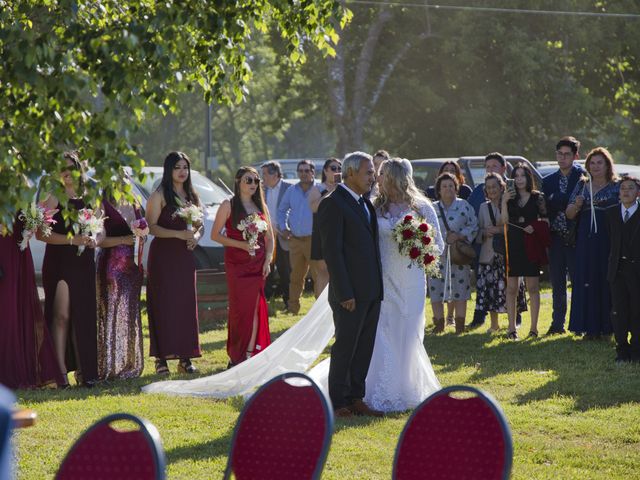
[13, 288, 640, 479]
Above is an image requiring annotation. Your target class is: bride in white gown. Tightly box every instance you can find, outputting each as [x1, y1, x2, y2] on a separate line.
[143, 158, 443, 412]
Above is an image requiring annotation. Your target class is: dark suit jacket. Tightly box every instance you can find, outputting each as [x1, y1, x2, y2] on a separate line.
[317, 185, 383, 304]
[606, 202, 640, 283]
[542, 163, 584, 227]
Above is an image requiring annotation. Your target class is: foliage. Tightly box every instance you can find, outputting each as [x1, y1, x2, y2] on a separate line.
[13, 289, 640, 479]
[0, 0, 349, 227]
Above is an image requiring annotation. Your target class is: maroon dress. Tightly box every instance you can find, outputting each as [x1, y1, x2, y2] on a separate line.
[42, 199, 99, 383]
[0, 219, 62, 389]
[147, 204, 201, 360]
[96, 200, 144, 379]
[224, 212, 271, 364]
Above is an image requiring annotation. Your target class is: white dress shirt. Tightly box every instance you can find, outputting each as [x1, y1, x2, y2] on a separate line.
[621, 201, 638, 222]
[266, 180, 282, 224]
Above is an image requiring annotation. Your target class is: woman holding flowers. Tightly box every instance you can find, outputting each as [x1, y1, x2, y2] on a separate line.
[37, 151, 101, 387]
[1, 213, 62, 389]
[429, 172, 479, 334]
[96, 179, 146, 380]
[146, 151, 203, 375]
[211, 166, 273, 368]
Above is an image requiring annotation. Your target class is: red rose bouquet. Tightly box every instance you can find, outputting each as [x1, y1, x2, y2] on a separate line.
[392, 214, 440, 276]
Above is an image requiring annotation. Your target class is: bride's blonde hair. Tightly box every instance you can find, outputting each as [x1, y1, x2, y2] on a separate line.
[374, 158, 431, 215]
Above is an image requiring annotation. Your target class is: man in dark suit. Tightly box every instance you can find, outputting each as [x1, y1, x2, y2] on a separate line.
[317, 151, 384, 417]
[261, 161, 292, 307]
[606, 175, 640, 363]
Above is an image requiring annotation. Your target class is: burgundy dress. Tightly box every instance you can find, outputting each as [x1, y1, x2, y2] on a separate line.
[147, 204, 201, 360]
[42, 199, 99, 383]
[96, 200, 144, 379]
[224, 212, 271, 364]
[0, 219, 62, 389]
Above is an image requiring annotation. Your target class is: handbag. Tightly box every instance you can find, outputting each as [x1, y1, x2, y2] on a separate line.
[438, 203, 476, 266]
[487, 203, 506, 256]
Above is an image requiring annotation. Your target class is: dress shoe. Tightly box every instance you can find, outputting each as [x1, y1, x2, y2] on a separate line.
[350, 399, 384, 418]
[334, 407, 353, 418]
[546, 327, 566, 336]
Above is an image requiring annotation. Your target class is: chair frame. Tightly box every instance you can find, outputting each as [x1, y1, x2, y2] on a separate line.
[223, 372, 334, 480]
[392, 385, 513, 480]
[56, 412, 166, 480]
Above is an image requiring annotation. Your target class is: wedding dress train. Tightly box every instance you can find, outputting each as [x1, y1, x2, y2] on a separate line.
[143, 201, 443, 412]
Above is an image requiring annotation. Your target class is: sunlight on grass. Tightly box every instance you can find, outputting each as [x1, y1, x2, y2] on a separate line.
[12, 287, 640, 479]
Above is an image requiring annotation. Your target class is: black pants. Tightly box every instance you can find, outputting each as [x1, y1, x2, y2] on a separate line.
[328, 299, 381, 410]
[610, 261, 640, 360]
[264, 240, 290, 304]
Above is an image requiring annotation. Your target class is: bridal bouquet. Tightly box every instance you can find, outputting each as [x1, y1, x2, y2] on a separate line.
[17, 202, 58, 251]
[238, 213, 268, 256]
[173, 200, 203, 231]
[131, 218, 149, 266]
[392, 214, 440, 276]
[73, 208, 105, 256]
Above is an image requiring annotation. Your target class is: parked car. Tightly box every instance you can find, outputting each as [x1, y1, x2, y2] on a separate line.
[30, 166, 229, 277]
[252, 159, 326, 181]
[410, 156, 543, 194]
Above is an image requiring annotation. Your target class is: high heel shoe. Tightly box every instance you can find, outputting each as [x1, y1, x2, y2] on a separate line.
[177, 358, 197, 374]
[58, 372, 70, 389]
[155, 358, 170, 375]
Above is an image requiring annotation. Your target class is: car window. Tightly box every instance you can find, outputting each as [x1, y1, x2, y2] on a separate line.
[150, 172, 228, 206]
[411, 164, 442, 194]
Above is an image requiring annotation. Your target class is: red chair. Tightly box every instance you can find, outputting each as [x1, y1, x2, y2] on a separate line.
[223, 372, 334, 480]
[393, 385, 513, 480]
[56, 413, 165, 480]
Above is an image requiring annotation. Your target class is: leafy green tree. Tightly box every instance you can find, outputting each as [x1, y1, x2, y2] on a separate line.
[0, 0, 349, 226]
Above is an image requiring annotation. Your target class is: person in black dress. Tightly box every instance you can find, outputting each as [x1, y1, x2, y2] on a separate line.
[37, 151, 100, 387]
[501, 163, 548, 340]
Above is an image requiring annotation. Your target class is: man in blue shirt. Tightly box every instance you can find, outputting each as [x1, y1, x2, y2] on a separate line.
[277, 160, 317, 314]
[542, 136, 584, 334]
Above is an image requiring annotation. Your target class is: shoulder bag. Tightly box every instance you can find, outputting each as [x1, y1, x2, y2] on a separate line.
[438, 203, 476, 266]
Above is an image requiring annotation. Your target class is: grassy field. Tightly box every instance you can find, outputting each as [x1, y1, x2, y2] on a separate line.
[12, 288, 640, 479]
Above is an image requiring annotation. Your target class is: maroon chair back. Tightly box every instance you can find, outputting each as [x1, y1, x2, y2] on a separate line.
[393, 386, 513, 480]
[224, 373, 334, 480]
[56, 413, 165, 480]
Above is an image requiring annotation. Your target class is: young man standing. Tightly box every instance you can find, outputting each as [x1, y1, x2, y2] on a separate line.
[606, 175, 640, 363]
[542, 136, 584, 335]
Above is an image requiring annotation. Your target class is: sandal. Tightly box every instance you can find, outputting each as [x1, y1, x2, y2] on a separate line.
[506, 331, 518, 340]
[58, 372, 70, 389]
[528, 331, 538, 338]
[177, 358, 197, 374]
[155, 358, 170, 375]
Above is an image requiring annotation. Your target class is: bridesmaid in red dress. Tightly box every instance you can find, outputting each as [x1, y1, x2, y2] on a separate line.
[0, 219, 62, 389]
[37, 152, 100, 387]
[211, 166, 274, 368]
[146, 152, 203, 375]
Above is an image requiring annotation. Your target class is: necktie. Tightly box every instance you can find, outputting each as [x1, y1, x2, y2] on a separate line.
[358, 197, 370, 222]
[624, 209, 630, 223]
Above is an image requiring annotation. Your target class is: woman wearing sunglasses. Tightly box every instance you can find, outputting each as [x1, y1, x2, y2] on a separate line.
[308, 158, 342, 297]
[211, 166, 274, 368]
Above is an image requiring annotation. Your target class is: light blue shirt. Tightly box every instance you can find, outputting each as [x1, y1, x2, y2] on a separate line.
[277, 181, 316, 236]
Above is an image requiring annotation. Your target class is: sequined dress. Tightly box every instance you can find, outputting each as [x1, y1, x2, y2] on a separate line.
[96, 200, 144, 379]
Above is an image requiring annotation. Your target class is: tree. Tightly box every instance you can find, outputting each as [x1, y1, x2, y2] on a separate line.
[0, 0, 349, 226]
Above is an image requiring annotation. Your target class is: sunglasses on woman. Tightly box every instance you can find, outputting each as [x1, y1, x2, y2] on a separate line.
[329, 165, 342, 172]
[243, 177, 261, 185]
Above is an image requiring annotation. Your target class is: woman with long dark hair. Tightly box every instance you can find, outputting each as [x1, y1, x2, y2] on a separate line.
[211, 166, 274, 368]
[37, 151, 100, 387]
[501, 163, 548, 340]
[146, 151, 203, 375]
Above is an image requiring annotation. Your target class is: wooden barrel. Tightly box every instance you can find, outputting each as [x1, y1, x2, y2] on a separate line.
[196, 269, 228, 330]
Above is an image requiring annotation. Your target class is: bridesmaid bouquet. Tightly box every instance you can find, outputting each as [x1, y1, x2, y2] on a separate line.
[173, 200, 204, 231]
[238, 213, 268, 256]
[73, 208, 105, 256]
[131, 218, 149, 266]
[17, 202, 58, 250]
[392, 214, 441, 277]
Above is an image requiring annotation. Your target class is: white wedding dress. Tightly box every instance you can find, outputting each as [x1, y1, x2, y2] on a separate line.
[142, 201, 443, 412]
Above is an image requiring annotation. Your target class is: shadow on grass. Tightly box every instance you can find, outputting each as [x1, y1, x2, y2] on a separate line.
[426, 330, 640, 411]
[166, 427, 234, 463]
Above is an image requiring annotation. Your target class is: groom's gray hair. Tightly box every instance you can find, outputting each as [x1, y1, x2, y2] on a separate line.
[342, 151, 373, 180]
